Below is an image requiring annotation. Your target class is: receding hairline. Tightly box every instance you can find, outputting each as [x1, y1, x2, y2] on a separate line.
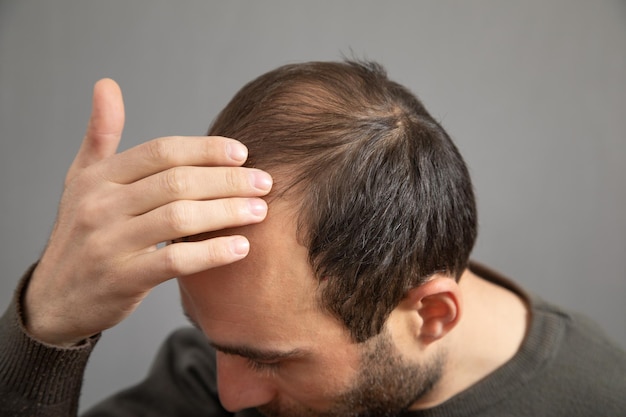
[205, 59, 478, 341]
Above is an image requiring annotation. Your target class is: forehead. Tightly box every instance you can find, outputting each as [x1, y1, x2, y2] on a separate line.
[177, 199, 336, 346]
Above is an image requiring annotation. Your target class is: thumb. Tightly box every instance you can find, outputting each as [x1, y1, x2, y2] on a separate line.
[67, 78, 125, 181]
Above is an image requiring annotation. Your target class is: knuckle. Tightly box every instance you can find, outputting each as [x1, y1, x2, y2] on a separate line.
[164, 201, 194, 234]
[147, 137, 177, 164]
[162, 168, 189, 196]
[75, 198, 102, 228]
[224, 168, 244, 190]
[224, 199, 243, 220]
[161, 245, 185, 275]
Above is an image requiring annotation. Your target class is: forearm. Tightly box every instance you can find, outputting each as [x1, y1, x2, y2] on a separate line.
[0, 265, 98, 417]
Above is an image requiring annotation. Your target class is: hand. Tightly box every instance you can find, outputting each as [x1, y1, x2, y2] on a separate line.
[23, 79, 272, 346]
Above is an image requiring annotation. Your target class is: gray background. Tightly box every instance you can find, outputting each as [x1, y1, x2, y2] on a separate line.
[1, 0, 625, 411]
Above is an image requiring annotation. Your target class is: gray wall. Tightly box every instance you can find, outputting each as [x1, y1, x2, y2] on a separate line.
[1, 0, 625, 411]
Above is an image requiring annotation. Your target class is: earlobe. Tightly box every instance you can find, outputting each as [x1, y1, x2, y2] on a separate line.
[403, 276, 462, 345]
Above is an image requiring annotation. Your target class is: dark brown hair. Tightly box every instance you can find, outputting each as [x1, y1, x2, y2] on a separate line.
[208, 60, 477, 342]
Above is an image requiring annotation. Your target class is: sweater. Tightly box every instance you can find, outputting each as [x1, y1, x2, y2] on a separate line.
[1, 263, 625, 416]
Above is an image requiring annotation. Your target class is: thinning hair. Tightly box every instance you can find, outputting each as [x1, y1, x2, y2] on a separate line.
[209, 60, 477, 342]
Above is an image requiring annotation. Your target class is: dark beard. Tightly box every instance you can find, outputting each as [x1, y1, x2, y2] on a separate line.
[256, 330, 444, 417]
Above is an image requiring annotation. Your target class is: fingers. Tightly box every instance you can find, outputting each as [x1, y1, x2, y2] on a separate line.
[67, 79, 125, 182]
[26, 79, 276, 346]
[131, 236, 250, 285]
[99, 136, 249, 185]
[119, 198, 268, 249]
[119, 166, 273, 215]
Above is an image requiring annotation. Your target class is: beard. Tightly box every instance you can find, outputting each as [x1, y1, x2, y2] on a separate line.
[256, 329, 444, 417]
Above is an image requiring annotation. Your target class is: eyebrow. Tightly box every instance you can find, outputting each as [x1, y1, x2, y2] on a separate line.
[183, 310, 308, 362]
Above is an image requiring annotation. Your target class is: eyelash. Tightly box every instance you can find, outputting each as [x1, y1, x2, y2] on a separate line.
[245, 358, 281, 374]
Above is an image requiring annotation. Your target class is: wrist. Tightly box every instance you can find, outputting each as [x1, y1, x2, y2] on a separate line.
[22, 264, 93, 347]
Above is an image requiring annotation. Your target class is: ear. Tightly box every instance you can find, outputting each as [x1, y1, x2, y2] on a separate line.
[400, 276, 462, 345]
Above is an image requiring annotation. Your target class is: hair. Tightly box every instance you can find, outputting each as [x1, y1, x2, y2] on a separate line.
[208, 60, 477, 343]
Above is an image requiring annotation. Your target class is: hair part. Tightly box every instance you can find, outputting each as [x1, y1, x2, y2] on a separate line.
[208, 60, 477, 343]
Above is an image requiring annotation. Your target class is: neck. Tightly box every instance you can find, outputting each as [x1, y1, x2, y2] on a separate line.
[412, 268, 529, 409]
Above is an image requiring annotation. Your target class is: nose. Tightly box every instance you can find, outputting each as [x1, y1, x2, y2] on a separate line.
[216, 351, 277, 411]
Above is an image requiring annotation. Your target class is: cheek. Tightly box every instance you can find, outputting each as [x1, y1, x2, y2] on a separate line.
[276, 347, 361, 405]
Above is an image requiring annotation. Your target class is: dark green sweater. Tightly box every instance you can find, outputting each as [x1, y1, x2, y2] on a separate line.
[2, 264, 625, 416]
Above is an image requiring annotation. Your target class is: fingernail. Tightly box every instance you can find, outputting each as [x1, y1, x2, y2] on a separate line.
[227, 142, 248, 162]
[252, 170, 273, 191]
[230, 237, 250, 256]
[248, 198, 268, 217]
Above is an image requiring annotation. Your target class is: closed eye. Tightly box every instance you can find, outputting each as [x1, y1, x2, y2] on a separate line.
[244, 357, 282, 374]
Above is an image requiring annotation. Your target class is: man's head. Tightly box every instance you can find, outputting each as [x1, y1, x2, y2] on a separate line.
[178, 60, 477, 416]
[208, 60, 477, 342]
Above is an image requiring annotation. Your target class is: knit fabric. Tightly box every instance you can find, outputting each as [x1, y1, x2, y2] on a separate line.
[1, 263, 625, 416]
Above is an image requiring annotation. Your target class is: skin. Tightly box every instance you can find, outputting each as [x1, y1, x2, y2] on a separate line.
[180, 214, 529, 416]
[25, 79, 273, 345]
[179, 199, 365, 413]
[256, 330, 444, 417]
[24, 79, 529, 415]
[178, 198, 493, 416]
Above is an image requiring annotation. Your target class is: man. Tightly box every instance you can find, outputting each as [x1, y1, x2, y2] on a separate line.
[1, 60, 625, 417]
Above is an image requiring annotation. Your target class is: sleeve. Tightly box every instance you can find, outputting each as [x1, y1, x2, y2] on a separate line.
[0, 264, 99, 417]
[0, 266, 261, 417]
[83, 327, 239, 417]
